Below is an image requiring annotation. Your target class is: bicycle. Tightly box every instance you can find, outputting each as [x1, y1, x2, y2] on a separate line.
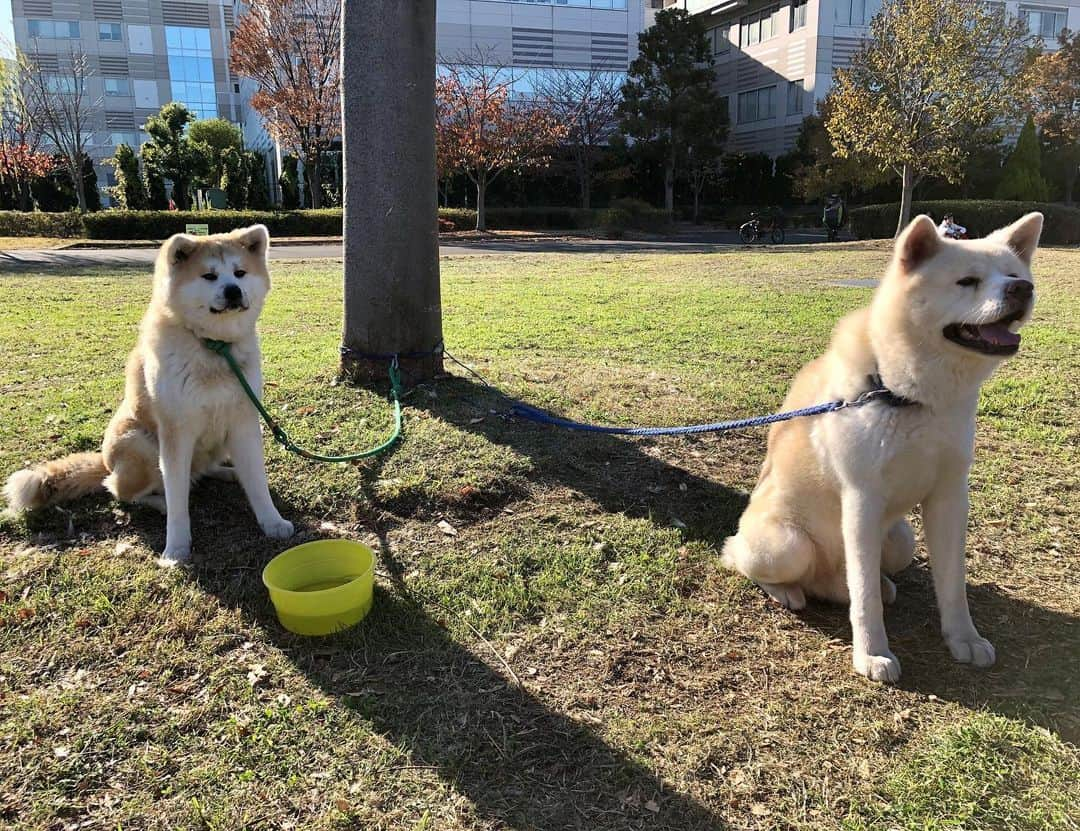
[739, 212, 785, 244]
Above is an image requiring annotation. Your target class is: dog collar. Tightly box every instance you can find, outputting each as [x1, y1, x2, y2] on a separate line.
[865, 374, 920, 408]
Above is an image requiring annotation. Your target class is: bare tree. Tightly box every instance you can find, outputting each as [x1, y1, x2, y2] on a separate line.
[536, 66, 622, 210]
[19, 46, 100, 212]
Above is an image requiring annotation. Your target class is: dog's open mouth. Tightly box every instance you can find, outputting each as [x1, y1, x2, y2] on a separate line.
[209, 303, 248, 315]
[943, 309, 1025, 356]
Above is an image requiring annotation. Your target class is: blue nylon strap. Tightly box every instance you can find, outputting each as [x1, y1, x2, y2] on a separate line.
[507, 385, 905, 436]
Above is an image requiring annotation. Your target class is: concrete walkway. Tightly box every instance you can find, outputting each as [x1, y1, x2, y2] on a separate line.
[0, 228, 845, 271]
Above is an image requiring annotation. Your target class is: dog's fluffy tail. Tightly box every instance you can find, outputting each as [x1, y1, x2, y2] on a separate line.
[4, 453, 108, 512]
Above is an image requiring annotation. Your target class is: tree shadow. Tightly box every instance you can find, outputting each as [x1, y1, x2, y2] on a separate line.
[405, 373, 753, 545]
[186, 523, 727, 830]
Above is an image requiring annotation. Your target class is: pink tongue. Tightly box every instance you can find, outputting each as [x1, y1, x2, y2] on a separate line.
[978, 323, 1021, 347]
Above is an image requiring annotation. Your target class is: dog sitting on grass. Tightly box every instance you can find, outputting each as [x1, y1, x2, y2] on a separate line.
[722, 213, 1042, 683]
[4, 225, 294, 566]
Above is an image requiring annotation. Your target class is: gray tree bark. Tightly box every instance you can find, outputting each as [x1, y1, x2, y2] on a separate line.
[340, 0, 443, 383]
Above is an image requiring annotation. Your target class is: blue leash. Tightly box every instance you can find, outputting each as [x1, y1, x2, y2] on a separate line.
[338, 343, 915, 436]
[508, 384, 911, 436]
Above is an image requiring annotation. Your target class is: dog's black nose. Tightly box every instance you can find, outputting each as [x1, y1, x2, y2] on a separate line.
[223, 284, 243, 304]
[1006, 279, 1034, 301]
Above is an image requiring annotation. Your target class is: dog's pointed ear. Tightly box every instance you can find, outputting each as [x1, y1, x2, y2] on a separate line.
[988, 212, 1043, 266]
[162, 233, 197, 264]
[894, 214, 942, 273]
[235, 224, 270, 255]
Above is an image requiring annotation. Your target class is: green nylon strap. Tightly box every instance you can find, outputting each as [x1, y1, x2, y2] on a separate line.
[203, 338, 403, 463]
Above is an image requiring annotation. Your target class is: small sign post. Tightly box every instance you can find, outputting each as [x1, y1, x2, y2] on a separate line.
[185, 224, 210, 236]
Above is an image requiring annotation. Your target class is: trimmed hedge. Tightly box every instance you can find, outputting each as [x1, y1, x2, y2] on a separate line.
[82, 209, 344, 239]
[0, 210, 84, 238]
[2, 204, 674, 239]
[850, 200, 1080, 244]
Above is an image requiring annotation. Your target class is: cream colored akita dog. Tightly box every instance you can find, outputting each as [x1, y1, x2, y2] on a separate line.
[4, 225, 294, 566]
[722, 212, 1042, 683]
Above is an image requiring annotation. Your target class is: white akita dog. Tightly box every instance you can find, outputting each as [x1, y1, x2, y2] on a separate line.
[4, 225, 294, 566]
[722, 213, 1042, 682]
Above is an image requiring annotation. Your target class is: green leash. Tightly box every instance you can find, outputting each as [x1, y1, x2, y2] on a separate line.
[203, 338, 403, 463]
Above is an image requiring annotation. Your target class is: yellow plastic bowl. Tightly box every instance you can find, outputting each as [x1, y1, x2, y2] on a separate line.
[262, 539, 375, 636]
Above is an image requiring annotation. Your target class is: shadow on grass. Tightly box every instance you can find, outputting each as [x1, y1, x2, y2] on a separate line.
[187, 527, 726, 830]
[406, 374, 751, 545]
[800, 564, 1080, 743]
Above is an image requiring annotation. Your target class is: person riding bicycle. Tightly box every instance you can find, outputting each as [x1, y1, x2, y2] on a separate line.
[823, 194, 844, 239]
[937, 214, 967, 239]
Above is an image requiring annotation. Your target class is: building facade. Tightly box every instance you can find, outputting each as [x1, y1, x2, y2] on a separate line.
[8, 0, 238, 199]
[679, 0, 1080, 158]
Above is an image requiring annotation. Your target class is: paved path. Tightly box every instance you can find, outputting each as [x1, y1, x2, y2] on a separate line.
[1, 229, 841, 271]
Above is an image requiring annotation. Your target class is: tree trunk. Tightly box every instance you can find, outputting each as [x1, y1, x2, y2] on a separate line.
[475, 174, 486, 232]
[306, 151, 323, 209]
[664, 152, 675, 215]
[692, 181, 701, 224]
[341, 0, 442, 384]
[69, 158, 87, 213]
[576, 150, 590, 210]
[895, 163, 915, 237]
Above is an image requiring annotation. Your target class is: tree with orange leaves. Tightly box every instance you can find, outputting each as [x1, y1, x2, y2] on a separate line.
[1029, 30, 1080, 203]
[230, 0, 339, 208]
[436, 56, 568, 231]
[0, 63, 53, 210]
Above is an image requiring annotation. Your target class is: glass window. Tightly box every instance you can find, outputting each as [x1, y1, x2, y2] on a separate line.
[737, 85, 776, 123]
[710, 25, 730, 55]
[99, 22, 122, 40]
[787, 79, 804, 114]
[45, 75, 78, 94]
[109, 131, 145, 147]
[740, 7, 778, 47]
[835, 0, 881, 25]
[166, 26, 217, 119]
[791, 0, 808, 31]
[104, 78, 131, 96]
[27, 19, 80, 38]
[1020, 6, 1068, 39]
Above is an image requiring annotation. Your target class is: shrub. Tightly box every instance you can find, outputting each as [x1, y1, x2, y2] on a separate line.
[0, 211, 83, 238]
[850, 200, 1080, 244]
[995, 116, 1049, 202]
[80, 209, 345, 240]
[484, 206, 595, 230]
[596, 198, 672, 235]
[438, 208, 476, 231]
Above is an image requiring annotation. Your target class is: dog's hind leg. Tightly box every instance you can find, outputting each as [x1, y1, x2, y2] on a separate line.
[722, 512, 814, 610]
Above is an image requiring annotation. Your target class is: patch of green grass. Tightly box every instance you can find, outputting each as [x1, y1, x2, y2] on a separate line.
[1, 246, 1077, 830]
[846, 712, 1080, 831]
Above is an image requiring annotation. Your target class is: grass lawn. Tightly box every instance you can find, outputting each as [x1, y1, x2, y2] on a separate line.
[1, 245, 1077, 830]
[0, 236, 72, 251]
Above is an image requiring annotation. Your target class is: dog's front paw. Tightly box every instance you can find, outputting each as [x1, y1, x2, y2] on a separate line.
[946, 634, 996, 667]
[158, 543, 192, 568]
[853, 650, 902, 683]
[260, 517, 295, 540]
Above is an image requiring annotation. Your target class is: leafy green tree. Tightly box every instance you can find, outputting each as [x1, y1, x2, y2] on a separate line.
[279, 154, 300, 209]
[221, 147, 249, 208]
[826, 0, 1033, 234]
[141, 102, 197, 209]
[105, 143, 147, 208]
[81, 154, 101, 212]
[995, 115, 1050, 201]
[618, 7, 724, 214]
[246, 151, 272, 209]
[188, 117, 244, 192]
[789, 108, 889, 203]
[143, 161, 168, 210]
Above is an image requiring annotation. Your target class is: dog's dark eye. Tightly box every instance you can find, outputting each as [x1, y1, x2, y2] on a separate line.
[957, 276, 980, 287]
[234, 269, 246, 278]
[201, 272, 217, 282]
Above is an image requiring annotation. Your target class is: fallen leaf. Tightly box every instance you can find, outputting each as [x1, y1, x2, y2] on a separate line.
[750, 803, 769, 817]
[247, 664, 268, 686]
[437, 520, 458, 537]
[644, 799, 660, 813]
[53, 746, 70, 759]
